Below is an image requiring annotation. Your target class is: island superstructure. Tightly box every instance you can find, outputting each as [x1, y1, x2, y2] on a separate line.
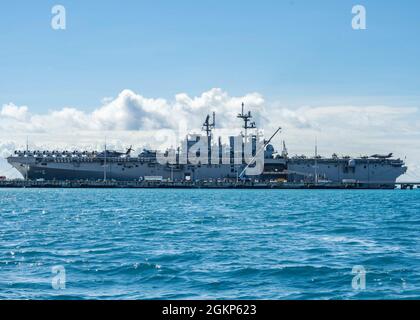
[7, 104, 407, 189]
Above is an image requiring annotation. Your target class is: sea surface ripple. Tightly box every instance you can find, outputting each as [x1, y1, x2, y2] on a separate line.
[0, 189, 419, 300]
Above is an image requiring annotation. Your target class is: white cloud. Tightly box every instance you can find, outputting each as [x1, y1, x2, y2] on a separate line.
[1, 103, 29, 121]
[0, 89, 264, 133]
[0, 88, 419, 180]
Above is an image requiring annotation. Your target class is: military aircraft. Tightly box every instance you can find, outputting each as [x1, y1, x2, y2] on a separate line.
[371, 153, 393, 159]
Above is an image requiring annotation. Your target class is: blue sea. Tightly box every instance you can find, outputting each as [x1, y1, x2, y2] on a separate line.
[0, 188, 419, 300]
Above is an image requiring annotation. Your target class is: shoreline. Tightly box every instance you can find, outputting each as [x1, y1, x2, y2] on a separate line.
[0, 180, 417, 190]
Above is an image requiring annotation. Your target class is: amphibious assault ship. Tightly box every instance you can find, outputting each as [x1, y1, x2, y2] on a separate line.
[7, 104, 407, 188]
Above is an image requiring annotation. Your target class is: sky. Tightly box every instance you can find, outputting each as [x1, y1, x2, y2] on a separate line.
[0, 0, 420, 180]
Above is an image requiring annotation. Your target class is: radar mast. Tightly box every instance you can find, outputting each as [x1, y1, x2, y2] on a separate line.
[202, 112, 216, 137]
[202, 112, 216, 164]
[237, 102, 256, 136]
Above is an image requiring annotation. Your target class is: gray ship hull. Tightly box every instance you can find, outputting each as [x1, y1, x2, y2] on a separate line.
[7, 155, 406, 188]
[7, 158, 245, 182]
[287, 158, 407, 188]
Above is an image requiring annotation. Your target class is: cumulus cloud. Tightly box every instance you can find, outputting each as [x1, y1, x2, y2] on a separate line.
[0, 88, 265, 133]
[0, 88, 419, 180]
[1, 103, 29, 121]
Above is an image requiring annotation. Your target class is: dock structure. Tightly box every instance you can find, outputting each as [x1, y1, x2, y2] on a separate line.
[397, 182, 420, 190]
[0, 179, 418, 189]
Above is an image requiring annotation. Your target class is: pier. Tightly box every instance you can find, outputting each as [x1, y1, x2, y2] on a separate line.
[397, 182, 420, 190]
[0, 179, 418, 189]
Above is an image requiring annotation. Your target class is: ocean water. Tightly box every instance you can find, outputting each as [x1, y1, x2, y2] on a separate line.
[0, 188, 419, 300]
